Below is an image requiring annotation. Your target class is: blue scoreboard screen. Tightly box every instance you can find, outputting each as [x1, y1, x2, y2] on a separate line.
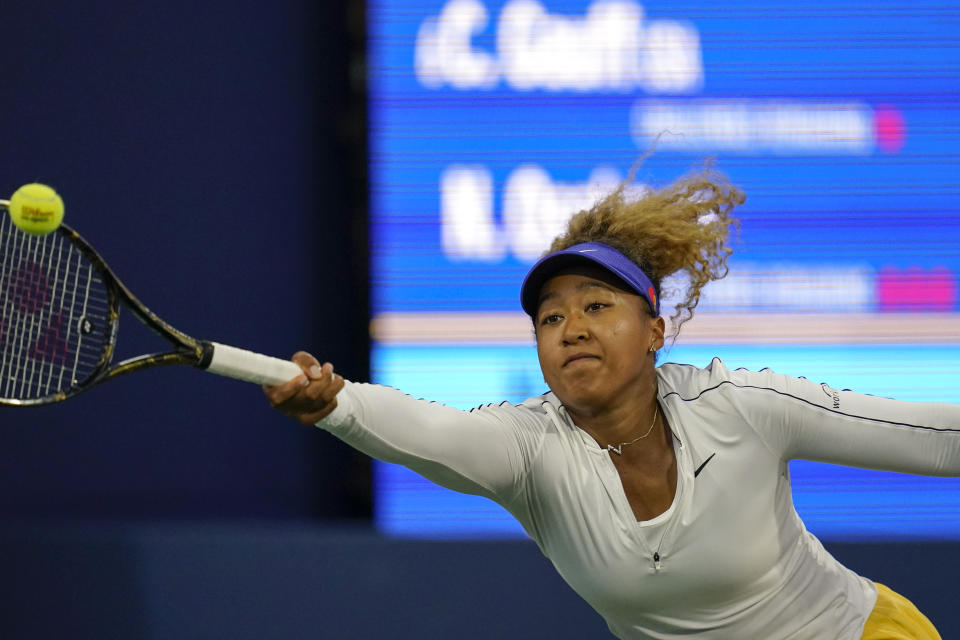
[368, 0, 960, 539]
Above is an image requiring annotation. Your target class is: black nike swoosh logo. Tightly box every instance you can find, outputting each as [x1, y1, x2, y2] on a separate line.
[694, 453, 716, 478]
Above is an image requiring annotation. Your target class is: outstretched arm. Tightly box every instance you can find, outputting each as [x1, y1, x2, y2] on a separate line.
[263, 352, 533, 502]
[724, 364, 960, 476]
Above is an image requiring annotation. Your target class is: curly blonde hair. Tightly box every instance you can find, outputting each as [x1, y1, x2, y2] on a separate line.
[547, 164, 745, 340]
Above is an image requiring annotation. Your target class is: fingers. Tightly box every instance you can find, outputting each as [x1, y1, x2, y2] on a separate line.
[291, 350, 321, 372]
[263, 352, 345, 426]
[262, 369, 310, 406]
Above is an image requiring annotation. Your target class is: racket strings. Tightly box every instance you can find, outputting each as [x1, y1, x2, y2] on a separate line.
[0, 215, 111, 400]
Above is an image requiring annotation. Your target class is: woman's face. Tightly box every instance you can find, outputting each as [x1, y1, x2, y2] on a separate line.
[534, 266, 664, 418]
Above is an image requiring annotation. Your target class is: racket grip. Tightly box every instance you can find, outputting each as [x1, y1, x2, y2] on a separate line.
[203, 342, 305, 386]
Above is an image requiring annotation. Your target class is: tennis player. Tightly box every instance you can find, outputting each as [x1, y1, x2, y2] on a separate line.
[265, 167, 955, 639]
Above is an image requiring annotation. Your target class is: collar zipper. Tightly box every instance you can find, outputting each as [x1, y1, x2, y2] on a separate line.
[649, 434, 684, 573]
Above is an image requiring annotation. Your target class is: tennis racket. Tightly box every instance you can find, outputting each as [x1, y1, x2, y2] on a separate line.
[0, 200, 304, 406]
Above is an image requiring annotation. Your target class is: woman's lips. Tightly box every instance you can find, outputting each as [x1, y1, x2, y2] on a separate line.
[563, 353, 600, 367]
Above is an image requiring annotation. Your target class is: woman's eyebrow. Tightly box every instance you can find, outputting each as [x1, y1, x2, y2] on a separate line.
[537, 290, 559, 308]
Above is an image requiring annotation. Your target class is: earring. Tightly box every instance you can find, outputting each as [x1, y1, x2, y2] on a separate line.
[648, 344, 656, 353]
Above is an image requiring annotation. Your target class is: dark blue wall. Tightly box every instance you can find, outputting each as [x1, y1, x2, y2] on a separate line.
[0, 1, 368, 519]
[0, 524, 956, 640]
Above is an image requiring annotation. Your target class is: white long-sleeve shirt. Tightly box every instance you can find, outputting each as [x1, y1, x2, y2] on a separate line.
[317, 358, 960, 639]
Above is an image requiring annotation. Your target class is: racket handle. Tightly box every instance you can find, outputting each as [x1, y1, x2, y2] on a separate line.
[203, 341, 305, 386]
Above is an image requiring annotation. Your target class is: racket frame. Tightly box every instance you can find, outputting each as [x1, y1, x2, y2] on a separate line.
[1, 207, 219, 406]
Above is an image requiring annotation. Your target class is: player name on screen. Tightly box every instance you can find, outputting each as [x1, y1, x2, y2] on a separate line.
[415, 0, 703, 93]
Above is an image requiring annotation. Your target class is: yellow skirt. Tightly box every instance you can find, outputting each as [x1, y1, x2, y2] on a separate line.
[860, 583, 941, 640]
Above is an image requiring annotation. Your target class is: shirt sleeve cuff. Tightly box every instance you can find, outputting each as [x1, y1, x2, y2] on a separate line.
[314, 380, 356, 430]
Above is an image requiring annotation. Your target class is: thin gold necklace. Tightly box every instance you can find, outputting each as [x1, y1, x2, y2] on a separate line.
[606, 404, 659, 455]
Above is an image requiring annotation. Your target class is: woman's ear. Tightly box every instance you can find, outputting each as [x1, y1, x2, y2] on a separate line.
[649, 315, 666, 352]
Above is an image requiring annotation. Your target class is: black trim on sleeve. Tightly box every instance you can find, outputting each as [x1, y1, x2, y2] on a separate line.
[662, 380, 960, 434]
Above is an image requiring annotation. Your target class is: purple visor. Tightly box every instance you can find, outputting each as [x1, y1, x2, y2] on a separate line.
[520, 242, 659, 317]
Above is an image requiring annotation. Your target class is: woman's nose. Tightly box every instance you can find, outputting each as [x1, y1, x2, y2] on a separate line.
[562, 313, 590, 343]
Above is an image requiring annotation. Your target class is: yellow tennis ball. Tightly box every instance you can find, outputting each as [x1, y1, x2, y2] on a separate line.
[9, 183, 65, 235]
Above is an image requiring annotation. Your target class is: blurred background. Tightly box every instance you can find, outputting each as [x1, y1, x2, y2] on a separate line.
[1, 0, 958, 638]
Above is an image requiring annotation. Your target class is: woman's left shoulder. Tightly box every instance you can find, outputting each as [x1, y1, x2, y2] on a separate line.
[659, 358, 831, 407]
[657, 357, 735, 392]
